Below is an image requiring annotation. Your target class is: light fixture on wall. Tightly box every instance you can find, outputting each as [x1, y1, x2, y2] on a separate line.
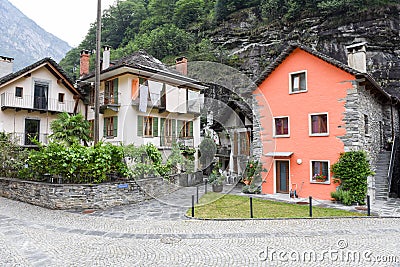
[297, 159, 302, 165]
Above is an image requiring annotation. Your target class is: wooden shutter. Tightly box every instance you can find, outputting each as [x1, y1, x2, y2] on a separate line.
[113, 116, 118, 137]
[113, 78, 119, 103]
[160, 118, 165, 137]
[153, 117, 159, 137]
[137, 116, 143, 136]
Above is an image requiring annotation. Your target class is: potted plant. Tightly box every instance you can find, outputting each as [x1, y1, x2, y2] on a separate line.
[313, 173, 327, 182]
[208, 168, 224, 192]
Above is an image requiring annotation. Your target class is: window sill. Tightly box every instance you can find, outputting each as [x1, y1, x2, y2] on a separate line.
[273, 135, 290, 138]
[105, 136, 116, 139]
[309, 133, 329, 137]
[289, 90, 307, 95]
[310, 181, 330, 185]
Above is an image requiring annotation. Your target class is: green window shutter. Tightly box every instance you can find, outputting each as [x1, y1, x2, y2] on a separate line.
[113, 116, 118, 137]
[113, 78, 119, 103]
[160, 118, 165, 137]
[190, 121, 193, 137]
[153, 117, 159, 137]
[177, 120, 184, 137]
[137, 116, 143, 136]
[103, 118, 107, 137]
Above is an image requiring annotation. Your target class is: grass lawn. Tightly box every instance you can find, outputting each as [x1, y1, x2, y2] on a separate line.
[187, 193, 366, 219]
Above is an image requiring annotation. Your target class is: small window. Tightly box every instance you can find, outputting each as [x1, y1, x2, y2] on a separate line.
[311, 160, 330, 183]
[137, 116, 158, 137]
[310, 113, 328, 136]
[58, 93, 65, 103]
[15, 87, 23, 97]
[289, 71, 307, 93]
[144, 116, 153, 137]
[179, 120, 193, 138]
[364, 114, 369, 135]
[104, 116, 117, 138]
[274, 117, 289, 137]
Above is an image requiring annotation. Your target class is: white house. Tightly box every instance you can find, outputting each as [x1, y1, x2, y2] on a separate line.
[0, 57, 82, 146]
[79, 48, 205, 168]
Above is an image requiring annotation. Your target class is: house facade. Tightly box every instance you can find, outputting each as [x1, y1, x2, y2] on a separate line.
[254, 44, 399, 200]
[0, 57, 82, 146]
[79, 49, 205, 168]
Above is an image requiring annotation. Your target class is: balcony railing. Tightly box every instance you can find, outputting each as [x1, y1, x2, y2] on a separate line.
[1, 93, 77, 113]
[131, 92, 162, 108]
[6, 132, 49, 146]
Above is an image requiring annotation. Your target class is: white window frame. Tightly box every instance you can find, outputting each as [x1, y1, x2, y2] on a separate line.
[289, 70, 307, 94]
[273, 116, 290, 138]
[310, 160, 330, 184]
[309, 112, 329, 136]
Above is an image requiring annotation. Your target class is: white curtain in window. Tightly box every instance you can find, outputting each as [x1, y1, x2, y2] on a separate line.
[293, 76, 300, 90]
[139, 84, 149, 112]
[166, 84, 179, 112]
[177, 88, 187, 113]
[148, 80, 163, 106]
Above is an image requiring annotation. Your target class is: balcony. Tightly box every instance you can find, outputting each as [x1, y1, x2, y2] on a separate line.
[99, 93, 120, 113]
[131, 91, 162, 109]
[1, 93, 78, 114]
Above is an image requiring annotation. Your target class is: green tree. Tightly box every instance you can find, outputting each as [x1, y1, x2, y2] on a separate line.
[331, 151, 375, 205]
[131, 24, 194, 59]
[49, 112, 91, 146]
[0, 133, 29, 178]
[173, 0, 205, 29]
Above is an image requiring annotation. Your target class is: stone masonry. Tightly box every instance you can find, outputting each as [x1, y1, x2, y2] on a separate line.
[0, 177, 180, 210]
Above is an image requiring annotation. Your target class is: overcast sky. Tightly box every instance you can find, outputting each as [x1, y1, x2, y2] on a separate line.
[8, 0, 116, 47]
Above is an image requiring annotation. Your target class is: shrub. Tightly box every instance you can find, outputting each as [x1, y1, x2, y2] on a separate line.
[23, 142, 129, 183]
[0, 132, 29, 178]
[199, 137, 217, 170]
[331, 151, 374, 205]
[330, 189, 352, 206]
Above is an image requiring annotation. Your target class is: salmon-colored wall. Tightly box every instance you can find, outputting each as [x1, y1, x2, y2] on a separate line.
[256, 48, 356, 200]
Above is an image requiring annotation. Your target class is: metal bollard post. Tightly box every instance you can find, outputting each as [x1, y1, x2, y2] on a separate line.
[196, 186, 199, 204]
[309, 196, 313, 217]
[192, 195, 195, 218]
[250, 197, 253, 218]
[204, 179, 207, 194]
[367, 195, 371, 216]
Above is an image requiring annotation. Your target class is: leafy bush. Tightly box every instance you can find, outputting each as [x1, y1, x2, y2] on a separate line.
[0, 132, 29, 178]
[50, 112, 91, 145]
[199, 137, 217, 170]
[124, 143, 171, 179]
[330, 189, 353, 206]
[331, 151, 374, 205]
[23, 142, 129, 183]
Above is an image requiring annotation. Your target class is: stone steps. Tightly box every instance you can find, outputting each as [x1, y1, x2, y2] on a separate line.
[374, 151, 391, 201]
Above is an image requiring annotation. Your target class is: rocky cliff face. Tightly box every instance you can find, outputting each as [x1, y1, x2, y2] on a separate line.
[0, 0, 71, 71]
[210, 5, 400, 95]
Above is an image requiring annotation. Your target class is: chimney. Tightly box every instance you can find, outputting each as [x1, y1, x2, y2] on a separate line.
[79, 50, 90, 77]
[175, 56, 187, 76]
[346, 41, 367, 73]
[102, 45, 111, 70]
[0, 56, 14, 78]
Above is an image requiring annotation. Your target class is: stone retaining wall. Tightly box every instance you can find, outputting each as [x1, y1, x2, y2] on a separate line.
[0, 177, 179, 210]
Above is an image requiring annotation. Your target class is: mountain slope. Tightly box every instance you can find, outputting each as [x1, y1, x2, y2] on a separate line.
[0, 0, 71, 71]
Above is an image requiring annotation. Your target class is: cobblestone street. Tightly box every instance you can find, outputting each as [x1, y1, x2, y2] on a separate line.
[0, 188, 399, 266]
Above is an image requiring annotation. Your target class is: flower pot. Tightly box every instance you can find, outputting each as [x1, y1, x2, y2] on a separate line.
[212, 184, 223, 192]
